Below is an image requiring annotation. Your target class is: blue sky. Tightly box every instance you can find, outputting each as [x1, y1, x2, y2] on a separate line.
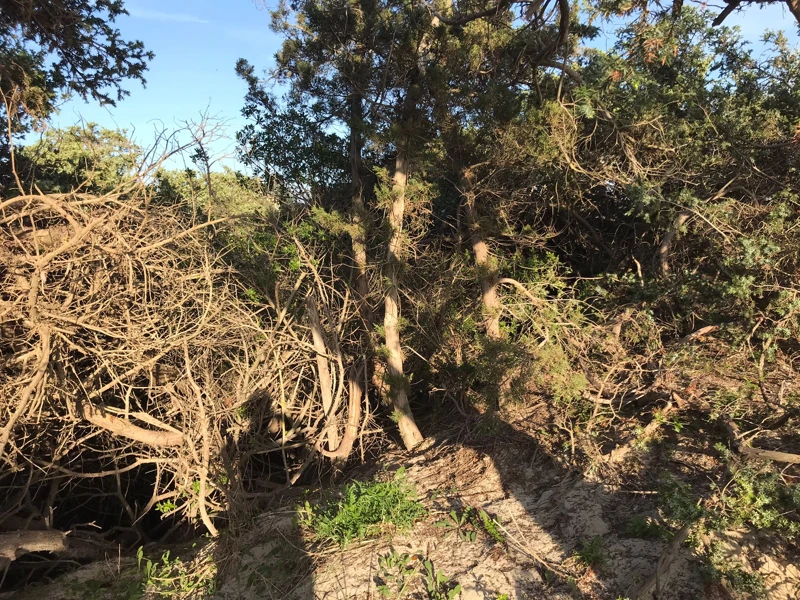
[42, 0, 800, 170]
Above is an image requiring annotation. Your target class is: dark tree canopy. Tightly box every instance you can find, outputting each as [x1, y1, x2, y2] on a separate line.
[0, 0, 153, 107]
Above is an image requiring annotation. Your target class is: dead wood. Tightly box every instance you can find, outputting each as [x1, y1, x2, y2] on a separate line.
[0, 530, 67, 568]
[630, 523, 692, 599]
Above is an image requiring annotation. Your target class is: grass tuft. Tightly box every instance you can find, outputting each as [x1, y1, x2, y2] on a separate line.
[298, 468, 427, 547]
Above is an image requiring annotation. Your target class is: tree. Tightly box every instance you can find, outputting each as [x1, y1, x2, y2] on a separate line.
[1, 0, 152, 192]
[20, 123, 141, 194]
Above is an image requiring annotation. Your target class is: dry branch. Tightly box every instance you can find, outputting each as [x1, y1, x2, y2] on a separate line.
[78, 401, 184, 447]
[631, 523, 692, 599]
[0, 183, 354, 539]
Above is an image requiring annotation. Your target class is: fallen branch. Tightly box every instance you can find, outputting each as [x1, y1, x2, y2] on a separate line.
[631, 523, 692, 599]
[605, 401, 676, 464]
[675, 391, 800, 464]
[0, 530, 67, 568]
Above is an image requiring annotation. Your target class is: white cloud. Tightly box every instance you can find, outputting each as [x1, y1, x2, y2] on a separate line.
[128, 9, 210, 24]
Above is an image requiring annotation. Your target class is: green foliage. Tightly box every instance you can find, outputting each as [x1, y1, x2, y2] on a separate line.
[19, 124, 141, 194]
[376, 550, 419, 598]
[435, 506, 504, 544]
[153, 167, 275, 217]
[155, 500, 178, 515]
[624, 515, 672, 540]
[298, 469, 427, 547]
[574, 536, 606, 569]
[136, 546, 216, 598]
[716, 468, 800, 539]
[659, 475, 704, 526]
[1, 0, 152, 190]
[703, 542, 767, 598]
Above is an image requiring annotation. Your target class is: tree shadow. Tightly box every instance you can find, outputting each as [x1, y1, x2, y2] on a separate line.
[409, 399, 712, 600]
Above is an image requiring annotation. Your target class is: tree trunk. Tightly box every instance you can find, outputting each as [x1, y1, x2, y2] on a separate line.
[384, 145, 424, 450]
[349, 91, 372, 329]
[462, 169, 501, 340]
[461, 168, 511, 404]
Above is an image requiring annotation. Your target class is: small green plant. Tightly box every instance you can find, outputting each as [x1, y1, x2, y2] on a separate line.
[421, 560, 462, 600]
[136, 546, 215, 598]
[435, 506, 505, 544]
[624, 515, 671, 540]
[702, 542, 766, 598]
[298, 468, 427, 546]
[435, 509, 477, 542]
[718, 467, 800, 539]
[575, 536, 605, 569]
[659, 475, 703, 525]
[376, 550, 419, 598]
[477, 508, 505, 544]
[155, 500, 178, 514]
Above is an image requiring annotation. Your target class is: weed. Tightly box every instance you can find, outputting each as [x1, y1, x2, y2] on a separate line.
[659, 475, 703, 526]
[136, 546, 216, 598]
[477, 508, 505, 544]
[434, 506, 505, 544]
[717, 467, 800, 539]
[376, 550, 420, 598]
[436, 509, 477, 542]
[575, 536, 605, 569]
[298, 468, 427, 547]
[421, 559, 462, 600]
[624, 515, 671, 540]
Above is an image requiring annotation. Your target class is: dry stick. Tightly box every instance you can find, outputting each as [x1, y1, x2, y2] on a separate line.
[319, 365, 364, 460]
[605, 400, 676, 464]
[0, 326, 51, 463]
[183, 344, 219, 537]
[78, 402, 184, 447]
[32, 458, 176, 479]
[498, 512, 570, 579]
[656, 211, 690, 277]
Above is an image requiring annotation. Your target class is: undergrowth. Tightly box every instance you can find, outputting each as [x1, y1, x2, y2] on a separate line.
[715, 467, 800, 539]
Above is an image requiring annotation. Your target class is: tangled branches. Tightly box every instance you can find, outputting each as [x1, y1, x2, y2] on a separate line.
[0, 183, 367, 570]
